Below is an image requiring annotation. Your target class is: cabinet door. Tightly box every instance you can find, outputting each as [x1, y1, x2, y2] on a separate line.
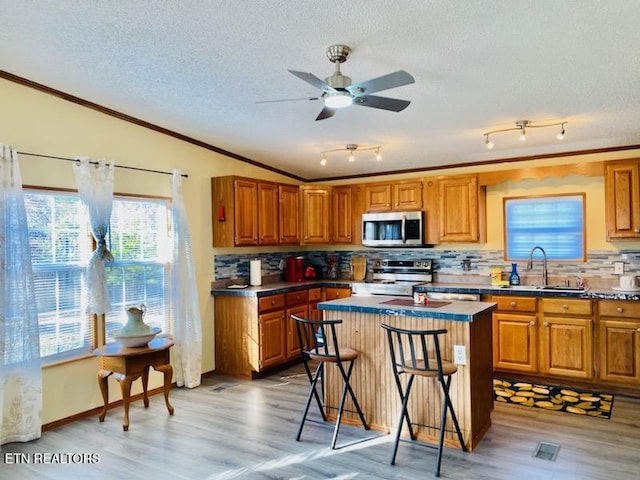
[301, 187, 331, 244]
[393, 181, 423, 210]
[308, 301, 322, 321]
[598, 319, 640, 384]
[540, 316, 593, 379]
[332, 186, 353, 243]
[438, 176, 480, 242]
[278, 184, 300, 244]
[605, 161, 640, 239]
[259, 310, 286, 369]
[258, 182, 278, 245]
[286, 304, 309, 360]
[493, 312, 538, 373]
[364, 183, 392, 212]
[234, 179, 258, 246]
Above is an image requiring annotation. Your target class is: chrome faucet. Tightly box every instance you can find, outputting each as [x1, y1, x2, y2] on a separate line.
[526, 246, 548, 286]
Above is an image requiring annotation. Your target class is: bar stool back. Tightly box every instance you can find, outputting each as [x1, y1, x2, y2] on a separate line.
[381, 323, 467, 477]
[292, 314, 369, 449]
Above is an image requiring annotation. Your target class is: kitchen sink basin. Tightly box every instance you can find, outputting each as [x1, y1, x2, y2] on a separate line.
[538, 285, 589, 292]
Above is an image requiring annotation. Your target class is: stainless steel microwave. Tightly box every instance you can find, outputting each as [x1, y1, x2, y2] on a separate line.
[362, 211, 424, 247]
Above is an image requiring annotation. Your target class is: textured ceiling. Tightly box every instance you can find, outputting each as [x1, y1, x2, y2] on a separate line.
[2, 1, 640, 181]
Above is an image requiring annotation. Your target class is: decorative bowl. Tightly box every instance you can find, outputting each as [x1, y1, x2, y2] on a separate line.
[114, 326, 162, 347]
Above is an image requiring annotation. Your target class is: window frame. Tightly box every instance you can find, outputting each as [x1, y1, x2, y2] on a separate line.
[23, 186, 172, 365]
[503, 192, 587, 262]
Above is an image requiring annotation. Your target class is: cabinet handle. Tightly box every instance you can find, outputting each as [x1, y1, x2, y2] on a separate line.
[562, 304, 569, 310]
[635, 228, 640, 233]
[510, 302, 517, 307]
[543, 322, 549, 327]
[617, 307, 624, 313]
[529, 321, 536, 326]
[271, 300, 275, 305]
[637, 328, 640, 332]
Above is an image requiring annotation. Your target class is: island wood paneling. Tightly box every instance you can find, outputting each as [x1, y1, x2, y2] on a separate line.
[321, 310, 493, 451]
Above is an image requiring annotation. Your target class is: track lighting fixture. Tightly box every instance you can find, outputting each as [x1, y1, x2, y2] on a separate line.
[319, 144, 382, 166]
[483, 120, 567, 149]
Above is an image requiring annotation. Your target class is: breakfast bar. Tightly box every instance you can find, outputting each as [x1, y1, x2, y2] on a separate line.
[318, 295, 497, 451]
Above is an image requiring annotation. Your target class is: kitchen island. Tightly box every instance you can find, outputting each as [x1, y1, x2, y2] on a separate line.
[318, 295, 496, 451]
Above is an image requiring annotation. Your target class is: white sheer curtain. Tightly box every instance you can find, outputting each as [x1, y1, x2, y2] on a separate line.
[0, 145, 42, 446]
[72, 158, 114, 314]
[170, 170, 202, 388]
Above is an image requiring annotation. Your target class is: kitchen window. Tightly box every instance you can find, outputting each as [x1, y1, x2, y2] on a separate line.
[24, 189, 171, 362]
[504, 194, 586, 261]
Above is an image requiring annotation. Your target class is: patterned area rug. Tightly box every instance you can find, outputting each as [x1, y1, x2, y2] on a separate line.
[493, 378, 614, 419]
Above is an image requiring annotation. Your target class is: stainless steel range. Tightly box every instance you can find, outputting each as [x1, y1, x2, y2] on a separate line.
[351, 259, 433, 296]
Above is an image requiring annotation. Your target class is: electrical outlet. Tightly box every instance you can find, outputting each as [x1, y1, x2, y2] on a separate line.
[453, 345, 467, 365]
[614, 262, 624, 275]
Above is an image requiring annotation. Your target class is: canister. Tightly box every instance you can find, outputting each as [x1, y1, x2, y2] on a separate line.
[490, 267, 502, 286]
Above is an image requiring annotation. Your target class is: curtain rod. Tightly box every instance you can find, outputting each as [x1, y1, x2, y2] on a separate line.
[16, 151, 189, 178]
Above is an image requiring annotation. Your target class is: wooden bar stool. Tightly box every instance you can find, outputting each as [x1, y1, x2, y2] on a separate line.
[381, 323, 467, 477]
[292, 314, 369, 449]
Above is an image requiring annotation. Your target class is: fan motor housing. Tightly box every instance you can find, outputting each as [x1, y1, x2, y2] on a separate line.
[324, 73, 352, 89]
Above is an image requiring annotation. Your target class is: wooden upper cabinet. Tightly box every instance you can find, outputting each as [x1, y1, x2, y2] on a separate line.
[364, 180, 422, 212]
[212, 176, 301, 247]
[364, 183, 393, 211]
[438, 175, 485, 243]
[605, 160, 640, 240]
[257, 182, 278, 245]
[234, 178, 259, 246]
[332, 185, 353, 243]
[278, 184, 300, 244]
[301, 186, 331, 244]
[393, 180, 423, 210]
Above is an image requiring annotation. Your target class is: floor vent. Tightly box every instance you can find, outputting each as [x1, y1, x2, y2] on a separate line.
[210, 383, 237, 392]
[533, 441, 560, 461]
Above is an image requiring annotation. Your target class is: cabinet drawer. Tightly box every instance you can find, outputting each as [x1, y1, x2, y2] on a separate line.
[286, 290, 309, 306]
[325, 287, 351, 300]
[599, 300, 640, 319]
[493, 296, 537, 313]
[258, 293, 285, 313]
[542, 298, 592, 315]
[308, 288, 322, 302]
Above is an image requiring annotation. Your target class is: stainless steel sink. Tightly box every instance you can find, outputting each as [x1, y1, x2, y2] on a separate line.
[538, 285, 589, 292]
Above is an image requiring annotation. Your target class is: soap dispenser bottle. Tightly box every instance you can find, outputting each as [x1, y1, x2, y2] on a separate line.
[509, 263, 521, 286]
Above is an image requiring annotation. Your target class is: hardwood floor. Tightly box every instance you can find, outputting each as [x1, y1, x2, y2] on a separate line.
[2, 364, 639, 480]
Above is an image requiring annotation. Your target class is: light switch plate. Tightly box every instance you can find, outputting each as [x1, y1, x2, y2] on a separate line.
[614, 262, 624, 275]
[453, 345, 467, 365]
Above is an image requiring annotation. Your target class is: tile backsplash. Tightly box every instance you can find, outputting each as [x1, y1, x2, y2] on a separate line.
[214, 249, 640, 286]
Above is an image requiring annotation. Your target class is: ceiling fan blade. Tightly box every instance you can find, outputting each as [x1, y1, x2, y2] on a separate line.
[288, 70, 336, 92]
[256, 97, 319, 104]
[353, 95, 411, 112]
[315, 107, 336, 121]
[347, 70, 415, 96]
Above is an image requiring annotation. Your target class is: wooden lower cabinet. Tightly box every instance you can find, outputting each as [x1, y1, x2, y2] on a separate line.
[491, 296, 538, 373]
[286, 290, 309, 360]
[539, 298, 593, 379]
[493, 312, 538, 373]
[324, 286, 352, 301]
[215, 288, 325, 377]
[259, 309, 287, 369]
[598, 300, 640, 384]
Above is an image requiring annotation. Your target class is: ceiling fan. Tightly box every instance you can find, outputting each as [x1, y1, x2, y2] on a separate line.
[268, 44, 415, 121]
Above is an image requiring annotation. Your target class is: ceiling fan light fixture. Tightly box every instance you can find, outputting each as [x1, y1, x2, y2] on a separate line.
[324, 91, 353, 109]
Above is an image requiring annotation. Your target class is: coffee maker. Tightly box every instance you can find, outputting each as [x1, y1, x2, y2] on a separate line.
[285, 256, 304, 282]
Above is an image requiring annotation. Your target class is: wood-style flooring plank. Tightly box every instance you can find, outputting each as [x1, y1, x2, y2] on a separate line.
[2, 364, 638, 479]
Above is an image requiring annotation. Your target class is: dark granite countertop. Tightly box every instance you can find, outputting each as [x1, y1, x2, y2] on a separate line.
[414, 282, 640, 301]
[318, 295, 496, 322]
[211, 279, 640, 301]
